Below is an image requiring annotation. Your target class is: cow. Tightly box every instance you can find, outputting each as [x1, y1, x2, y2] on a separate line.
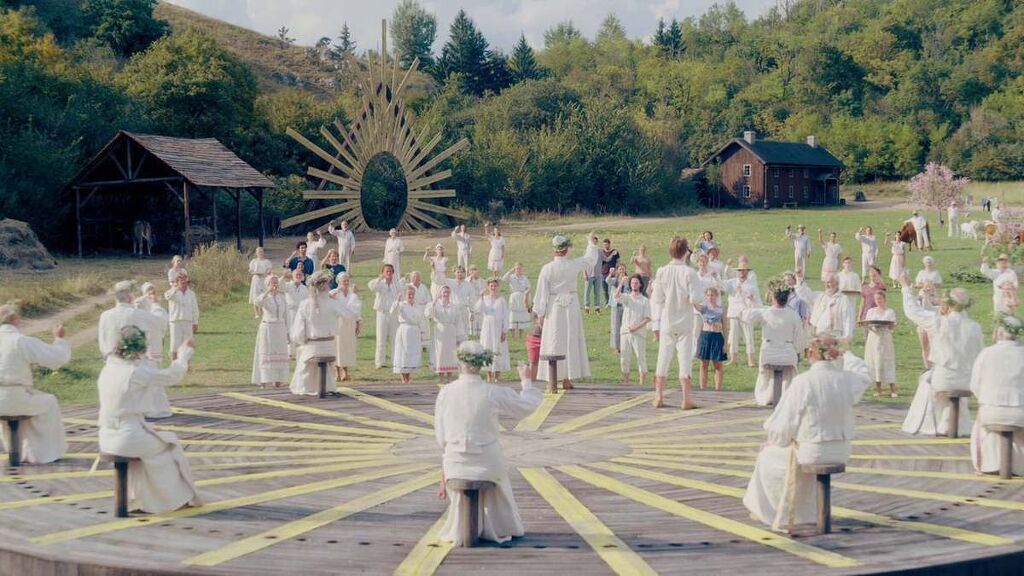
[898, 221, 917, 252]
[132, 220, 152, 257]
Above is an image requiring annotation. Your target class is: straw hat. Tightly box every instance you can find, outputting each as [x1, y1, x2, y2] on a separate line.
[998, 253, 1010, 261]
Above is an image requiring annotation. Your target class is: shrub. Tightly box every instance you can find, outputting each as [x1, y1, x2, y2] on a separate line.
[187, 243, 248, 307]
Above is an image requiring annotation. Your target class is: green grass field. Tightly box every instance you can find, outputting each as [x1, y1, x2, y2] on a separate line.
[32, 205, 1013, 407]
[855, 180, 1023, 206]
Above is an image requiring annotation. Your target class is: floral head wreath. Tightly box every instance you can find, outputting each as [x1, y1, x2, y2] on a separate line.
[765, 276, 793, 303]
[456, 341, 495, 369]
[551, 234, 572, 251]
[308, 270, 334, 292]
[116, 325, 148, 359]
[999, 314, 1024, 340]
[942, 288, 971, 312]
[808, 334, 843, 361]
[0, 300, 22, 325]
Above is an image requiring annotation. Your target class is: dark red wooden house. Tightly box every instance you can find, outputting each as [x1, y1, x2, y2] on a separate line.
[701, 132, 844, 208]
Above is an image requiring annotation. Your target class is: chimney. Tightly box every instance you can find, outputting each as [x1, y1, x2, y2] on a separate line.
[743, 131, 756, 144]
[807, 135, 818, 148]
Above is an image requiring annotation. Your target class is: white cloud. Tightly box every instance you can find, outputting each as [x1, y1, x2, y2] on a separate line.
[164, 0, 775, 52]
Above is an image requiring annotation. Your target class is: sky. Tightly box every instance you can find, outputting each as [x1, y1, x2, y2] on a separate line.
[163, 0, 777, 52]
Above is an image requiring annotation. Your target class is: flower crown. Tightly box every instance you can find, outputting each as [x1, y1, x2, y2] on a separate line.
[999, 314, 1024, 340]
[0, 300, 22, 325]
[308, 270, 334, 291]
[765, 277, 793, 301]
[456, 347, 495, 369]
[808, 335, 843, 361]
[941, 289, 971, 311]
[116, 326, 148, 359]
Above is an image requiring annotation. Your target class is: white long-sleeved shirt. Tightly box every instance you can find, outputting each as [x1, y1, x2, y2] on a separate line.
[98, 347, 192, 427]
[434, 374, 542, 454]
[0, 325, 70, 387]
[971, 341, 1024, 408]
[724, 276, 761, 319]
[901, 286, 984, 391]
[743, 306, 804, 367]
[981, 263, 1019, 312]
[164, 288, 199, 323]
[615, 292, 651, 336]
[786, 231, 811, 257]
[451, 230, 472, 255]
[533, 239, 600, 319]
[289, 295, 359, 345]
[368, 277, 406, 313]
[98, 302, 165, 359]
[328, 225, 355, 256]
[809, 291, 856, 340]
[650, 259, 704, 333]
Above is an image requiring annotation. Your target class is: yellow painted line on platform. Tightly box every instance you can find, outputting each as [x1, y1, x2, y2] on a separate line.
[515, 392, 564, 432]
[638, 438, 970, 449]
[597, 460, 1012, 547]
[576, 400, 755, 438]
[850, 454, 968, 462]
[184, 470, 439, 566]
[627, 452, 755, 466]
[171, 406, 411, 440]
[222, 392, 434, 436]
[192, 454, 389, 471]
[558, 464, 859, 568]
[31, 463, 433, 546]
[521, 467, 657, 575]
[393, 513, 453, 576]
[183, 449, 380, 459]
[546, 392, 661, 434]
[608, 415, 766, 440]
[631, 448, 969, 463]
[159, 424, 393, 444]
[336, 387, 435, 425]
[65, 437, 387, 450]
[620, 423, 903, 446]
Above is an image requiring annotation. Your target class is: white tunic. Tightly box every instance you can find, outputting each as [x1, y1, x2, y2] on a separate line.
[98, 302, 165, 360]
[743, 353, 870, 530]
[909, 215, 931, 248]
[368, 277, 405, 313]
[305, 236, 327, 263]
[391, 301, 423, 373]
[333, 290, 361, 368]
[97, 348, 200, 513]
[426, 301, 460, 373]
[247, 258, 273, 304]
[970, 341, 1024, 475]
[981, 264, 1019, 315]
[428, 257, 448, 297]
[724, 276, 761, 319]
[167, 266, 187, 287]
[809, 291, 856, 341]
[889, 240, 907, 281]
[651, 260, 705, 335]
[534, 239, 600, 381]
[383, 237, 404, 277]
[475, 295, 510, 372]
[451, 230, 472, 260]
[251, 292, 289, 385]
[164, 287, 199, 352]
[915, 269, 943, 287]
[863, 307, 897, 384]
[505, 273, 531, 329]
[0, 325, 70, 463]
[855, 232, 878, 268]
[328, 226, 355, 267]
[786, 231, 811, 262]
[134, 299, 171, 417]
[837, 270, 860, 292]
[289, 295, 359, 395]
[743, 306, 804, 406]
[435, 374, 542, 545]
[821, 242, 842, 281]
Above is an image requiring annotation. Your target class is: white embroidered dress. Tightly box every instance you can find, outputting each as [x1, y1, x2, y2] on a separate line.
[251, 292, 289, 385]
[475, 295, 510, 372]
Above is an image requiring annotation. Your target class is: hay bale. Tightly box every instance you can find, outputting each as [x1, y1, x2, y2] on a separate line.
[0, 219, 57, 270]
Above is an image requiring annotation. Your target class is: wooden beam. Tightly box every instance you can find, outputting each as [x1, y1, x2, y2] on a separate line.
[280, 200, 360, 229]
[405, 206, 444, 229]
[183, 181, 192, 255]
[75, 188, 82, 259]
[286, 127, 358, 181]
[131, 150, 149, 179]
[302, 191, 360, 201]
[234, 189, 242, 253]
[318, 126, 363, 179]
[404, 133, 442, 171]
[408, 189, 457, 199]
[406, 139, 469, 182]
[307, 167, 361, 191]
[257, 188, 265, 248]
[407, 169, 452, 191]
[212, 187, 219, 241]
[409, 199, 467, 219]
[164, 181, 183, 204]
[77, 176, 182, 187]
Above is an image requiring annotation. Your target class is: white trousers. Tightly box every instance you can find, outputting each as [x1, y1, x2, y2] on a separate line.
[727, 318, 755, 359]
[655, 329, 694, 379]
[457, 250, 470, 273]
[620, 332, 647, 374]
[861, 253, 875, 278]
[374, 311, 399, 367]
[794, 252, 808, 275]
[948, 217, 959, 238]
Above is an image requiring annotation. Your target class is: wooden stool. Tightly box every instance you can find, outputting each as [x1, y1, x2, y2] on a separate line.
[540, 355, 565, 394]
[984, 424, 1022, 479]
[312, 356, 336, 399]
[800, 463, 845, 534]
[762, 365, 787, 406]
[445, 479, 496, 547]
[99, 453, 142, 518]
[1, 416, 30, 467]
[937, 390, 971, 438]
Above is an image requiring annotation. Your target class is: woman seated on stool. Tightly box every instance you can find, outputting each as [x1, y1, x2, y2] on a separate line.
[970, 314, 1024, 476]
[743, 335, 870, 532]
[96, 326, 201, 513]
[434, 341, 542, 546]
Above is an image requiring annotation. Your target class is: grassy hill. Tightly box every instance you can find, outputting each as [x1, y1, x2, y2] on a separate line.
[153, 2, 435, 101]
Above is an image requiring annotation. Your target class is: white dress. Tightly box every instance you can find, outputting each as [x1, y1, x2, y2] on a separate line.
[391, 301, 423, 374]
[915, 269, 943, 287]
[855, 233, 878, 276]
[743, 353, 870, 530]
[821, 242, 842, 281]
[435, 374, 542, 545]
[534, 239, 601, 381]
[838, 270, 860, 292]
[970, 341, 1024, 475]
[289, 295, 359, 395]
[247, 258, 273, 304]
[0, 325, 71, 464]
[451, 230, 472, 270]
[429, 256, 449, 298]
[251, 292, 289, 385]
[384, 237, 404, 278]
[446, 279, 475, 341]
[475, 295, 510, 372]
[888, 240, 907, 282]
[809, 291, 856, 341]
[487, 236, 506, 272]
[786, 231, 811, 272]
[283, 281, 309, 356]
[328, 226, 355, 269]
[981, 264, 1019, 315]
[426, 301, 460, 374]
[863, 307, 897, 384]
[334, 290, 361, 369]
[305, 237, 327, 264]
[97, 349, 201, 513]
[505, 273, 531, 330]
[742, 306, 804, 406]
[167, 267, 187, 287]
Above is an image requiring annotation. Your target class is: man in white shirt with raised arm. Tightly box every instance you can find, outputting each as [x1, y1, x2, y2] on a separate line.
[650, 236, 704, 409]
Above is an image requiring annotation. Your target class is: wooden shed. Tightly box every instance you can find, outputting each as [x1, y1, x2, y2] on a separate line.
[66, 131, 275, 256]
[701, 132, 843, 208]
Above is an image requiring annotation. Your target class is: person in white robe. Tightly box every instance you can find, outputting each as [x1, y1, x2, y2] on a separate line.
[327, 219, 355, 270]
[914, 256, 943, 288]
[651, 236, 705, 409]
[742, 284, 804, 407]
[331, 272, 361, 382]
[970, 315, 1024, 476]
[534, 233, 600, 389]
[251, 275, 289, 388]
[445, 267, 474, 343]
[435, 343, 542, 546]
[392, 285, 423, 384]
[410, 272, 434, 370]
[615, 275, 651, 386]
[135, 283, 172, 418]
[167, 255, 186, 287]
[863, 290, 898, 398]
[99, 280, 164, 362]
[743, 336, 871, 532]
[502, 263, 532, 336]
[948, 201, 960, 238]
[426, 285, 460, 381]
[981, 254, 1020, 336]
[290, 271, 360, 396]
[483, 222, 506, 274]
[368, 264, 405, 369]
[818, 229, 843, 282]
[468, 266, 485, 336]
[785, 225, 811, 274]
[97, 327, 201, 513]
[886, 230, 908, 288]
[899, 275, 984, 435]
[808, 274, 856, 342]
[907, 211, 932, 250]
[854, 227, 878, 278]
[383, 228, 405, 278]
[724, 261, 760, 367]
[0, 304, 70, 464]
[837, 257, 860, 293]
[423, 244, 449, 299]
[451, 225, 472, 272]
[247, 247, 273, 318]
[164, 273, 198, 361]
[305, 231, 327, 264]
[475, 278, 510, 381]
[283, 269, 309, 357]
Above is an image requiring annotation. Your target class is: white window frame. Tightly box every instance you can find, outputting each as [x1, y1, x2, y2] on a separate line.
[802, 185, 809, 198]
[789, 168, 795, 178]
[788, 185, 795, 198]
[742, 164, 752, 177]
[772, 184, 780, 197]
[742, 185, 751, 199]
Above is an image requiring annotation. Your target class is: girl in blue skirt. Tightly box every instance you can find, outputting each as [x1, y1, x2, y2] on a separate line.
[696, 286, 728, 391]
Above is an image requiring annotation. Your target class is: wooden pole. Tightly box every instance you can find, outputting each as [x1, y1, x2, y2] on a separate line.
[235, 190, 242, 253]
[75, 188, 83, 259]
[212, 187, 219, 241]
[183, 181, 191, 255]
[257, 188, 265, 248]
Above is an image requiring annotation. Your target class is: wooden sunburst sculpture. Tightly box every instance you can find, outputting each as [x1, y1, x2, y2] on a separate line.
[282, 22, 469, 232]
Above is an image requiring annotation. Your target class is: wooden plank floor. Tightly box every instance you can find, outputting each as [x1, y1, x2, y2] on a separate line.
[1, 386, 1023, 575]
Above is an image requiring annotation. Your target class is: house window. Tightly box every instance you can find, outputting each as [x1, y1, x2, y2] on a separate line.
[803, 169, 809, 178]
[789, 168, 795, 178]
[772, 185, 780, 197]
[802, 186, 809, 198]
[773, 168, 779, 178]
[742, 164, 751, 177]
[788, 185, 794, 198]
[742, 185, 751, 199]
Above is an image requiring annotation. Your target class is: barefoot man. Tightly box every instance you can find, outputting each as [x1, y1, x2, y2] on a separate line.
[651, 236, 705, 409]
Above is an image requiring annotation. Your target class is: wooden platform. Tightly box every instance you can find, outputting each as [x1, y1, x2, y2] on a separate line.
[2, 386, 1024, 575]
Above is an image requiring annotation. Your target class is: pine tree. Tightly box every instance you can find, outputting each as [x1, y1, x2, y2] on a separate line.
[334, 23, 356, 57]
[391, 0, 436, 68]
[435, 9, 489, 95]
[483, 49, 512, 93]
[668, 19, 683, 57]
[508, 33, 541, 83]
[653, 18, 669, 55]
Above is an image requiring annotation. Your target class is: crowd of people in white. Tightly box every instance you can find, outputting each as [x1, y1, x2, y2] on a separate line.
[1, 203, 1022, 542]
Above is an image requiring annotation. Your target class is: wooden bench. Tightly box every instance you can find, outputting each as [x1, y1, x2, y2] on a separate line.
[312, 356, 336, 399]
[445, 479, 496, 547]
[540, 354, 565, 394]
[800, 463, 845, 534]
[762, 365, 787, 407]
[1, 416, 30, 467]
[937, 390, 971, 438]
[984, 424, 1022, 479]
[99, 453, 142, 517]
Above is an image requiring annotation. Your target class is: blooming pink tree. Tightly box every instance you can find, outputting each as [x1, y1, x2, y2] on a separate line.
[907, 162, 971, 223]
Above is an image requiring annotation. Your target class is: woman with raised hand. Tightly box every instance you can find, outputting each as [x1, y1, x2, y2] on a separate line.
[331, 272, 361, 383]
[818, 229, 842, 282]
[475, 278, 510, 383]
[391, 285, 424, 384]
[502, 262, 531, 338]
